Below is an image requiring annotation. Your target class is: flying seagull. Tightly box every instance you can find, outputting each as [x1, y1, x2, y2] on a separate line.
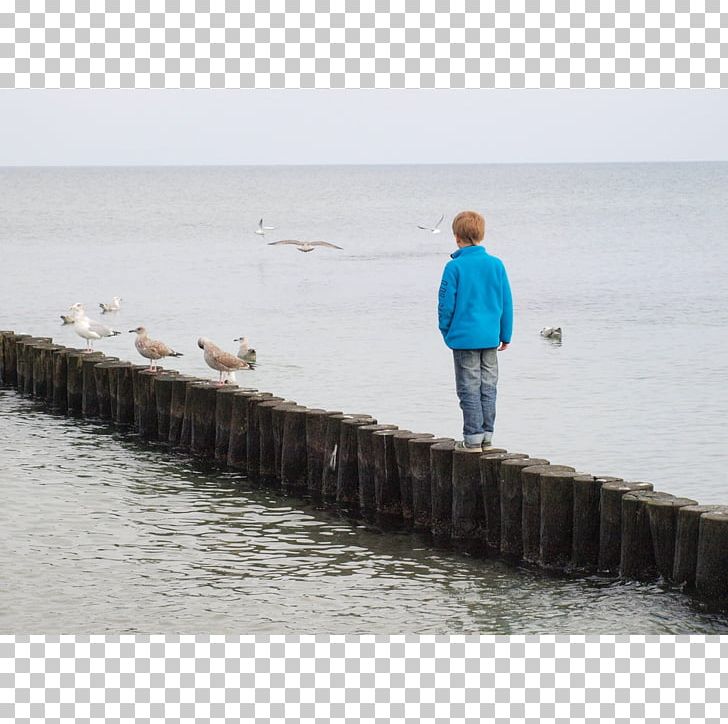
[198, 337, 251, 384]
[130, 326, 183, 372]
[68, 302, 122, 351]
[255, 218, 276, 236]
[268, 239, 343, 253]
[418, 213, 444, 233]
[99, 296, 122, 313]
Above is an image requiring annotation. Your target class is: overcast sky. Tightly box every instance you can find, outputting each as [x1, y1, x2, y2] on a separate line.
[2, 90, 727, 166]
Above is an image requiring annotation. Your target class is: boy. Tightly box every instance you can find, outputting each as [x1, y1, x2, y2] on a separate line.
[437, 210, 513, 451]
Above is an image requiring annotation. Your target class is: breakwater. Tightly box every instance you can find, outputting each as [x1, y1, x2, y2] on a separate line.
[1, 330, 727, 607]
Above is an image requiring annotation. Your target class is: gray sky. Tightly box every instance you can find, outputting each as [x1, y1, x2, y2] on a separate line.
[2, 90, 727, 166]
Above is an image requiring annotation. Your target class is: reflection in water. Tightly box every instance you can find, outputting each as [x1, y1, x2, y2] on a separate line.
[1, 391, 727, 634]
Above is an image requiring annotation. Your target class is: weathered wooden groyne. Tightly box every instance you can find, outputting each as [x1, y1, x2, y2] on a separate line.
[2, 330, 727, 606]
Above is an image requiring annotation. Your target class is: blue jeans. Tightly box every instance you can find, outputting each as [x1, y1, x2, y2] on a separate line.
[452, 348, 499, 446]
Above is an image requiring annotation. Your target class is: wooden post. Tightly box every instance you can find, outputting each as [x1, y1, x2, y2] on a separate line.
[257, 398, 290, 482]
[304, 409, 341, 501]
[372, 428, 401, 530]
[4, 333, 30, 388]
[409, 437, 452, 535]
[169, 375, 203, 447]
[272, 401, 299, 480]
[110, 363, 138, 427]
[500, 457, 549, 561]
[695, 510, 728, 601]
[17, 337, 51, 395]
[132, 367, 162, 438]
[539, 468, 585, 571]
[321, 414, 370, 502]
[598, 480, 654, 574]
[227, 389, 268, 472]
[245, 394, 281, 481]
[673, 504, 726, 590]
[572, 474, 622, 571]
[357, 423, 398, 522]
[393, 431, 434, 529]
[189, 382, 219, 460]
[91, 358, 122, 420]
[646, 496, 698, 583]
[215, 386, 246, 467]
[479, 451, 527, 554]
[67, 351, 103, 416]
[337, 416, 377, 515]
[152, 372, 184, 442]
[620, 490, 675, 581]
[34, 343, 63, 400]
[0, 330, 12, 385]
[430, 440, 456, 546]
[451, 447, 493, 555]
[81, 353, 111, 418]
[521, 464, 575, 565]
[51, 347, 78, 412]
[280, 406, 309, 495]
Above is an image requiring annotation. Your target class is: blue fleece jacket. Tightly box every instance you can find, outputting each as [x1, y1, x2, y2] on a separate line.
[438, 244, 513, 350]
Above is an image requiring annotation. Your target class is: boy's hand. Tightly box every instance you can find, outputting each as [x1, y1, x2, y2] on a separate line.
[497, 342, 509, 351]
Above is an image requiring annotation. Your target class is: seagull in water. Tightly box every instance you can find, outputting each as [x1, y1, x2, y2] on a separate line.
[268, 239, 343, 253]
[234, 336, 257, 364]
[68, 302, 122, 351]
[540, 326, 562, 340]
[99, 296, 122, 313]
[418, 213, 444, 234]
[255, 218, 276, 236]
[130, 326, 183, 372]
[198, 337, 251, 385]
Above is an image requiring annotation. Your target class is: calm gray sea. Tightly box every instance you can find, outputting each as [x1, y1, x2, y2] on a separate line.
[1, 163, 727, 633]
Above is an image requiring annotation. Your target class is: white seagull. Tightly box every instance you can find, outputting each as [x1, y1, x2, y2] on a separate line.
[198, 337, 251, 385]
[233, 335, 257, 364]
[540, 327, 562, 340]
[68, 303, 122, 351]
[255, 218, 276, 236]
[418, 213, 444, 234]
[130, 326, 183, 372]
[268, 239, 343, 253]
[99, 296, 122, 313]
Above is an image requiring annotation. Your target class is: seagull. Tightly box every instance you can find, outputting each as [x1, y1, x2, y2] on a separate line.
[68, 303, 122, 351]
[60, 313, 76, 325]
[540, 327, 562, 340]
[255, 218, 276, 236]
[233, 336, 257, 364]
[130, 326, 183, 372]
[418, 213, 444, 234]
[268, 239, 343, 253]
[197, 337, 251, 385]
[99, 296, 122, 313]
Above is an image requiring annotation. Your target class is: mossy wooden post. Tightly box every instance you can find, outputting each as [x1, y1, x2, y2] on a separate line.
[90, 358, 120, 420]
[451, 447, 495, 555]
[257, 398, 289, 482]
[4, 333, 29, 388]
[246, 394, 280, 481]
[321, 414, 359, 502]
[189, 382, 219, 460]
[304, 409, 340, 501]
[619, 490, 675, 581]
[572, 475, 622, 571]
[132, 368, 163, 439]
[409, 437, 451, 535]
[372, 428, 402, 529]
[281, 406, 309, 495]
[521, 464, 575, 564]
[214, 386, 244, 467]
[272, 401, 298, 480]
[152, 371, 183, 443]
[646, 496, 698, 582]
[226, 389, 267, 472]
[393, 432, 434, 529]
[539, 468, 585, 571]
[169, 376, 202, 447]
[598, 480, 654, 574]
[500, 457, 549, 561]
[357, 423, 398, 522]
[673, 505, 726, 590]
[430, 440, 456, 546]
[0, 331, 12, 385]
[337, 416, 377, 515]
[480, 452, 528, 554]
[111, 363, 138, 427]
[695, 510, 728, 601]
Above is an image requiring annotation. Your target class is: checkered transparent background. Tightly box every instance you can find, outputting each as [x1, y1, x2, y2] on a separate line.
[2, 636, 727, 723]
[0, 1, 726, 88]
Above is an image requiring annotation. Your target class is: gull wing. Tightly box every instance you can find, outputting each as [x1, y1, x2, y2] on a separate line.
[213, 348, 250, 370]
[268, 239, 303, 246]
[87, 318, 116, 337]
[434, 213, 444, 228]
[309, 241, 343, 249]
[147, 338, 175, 357]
